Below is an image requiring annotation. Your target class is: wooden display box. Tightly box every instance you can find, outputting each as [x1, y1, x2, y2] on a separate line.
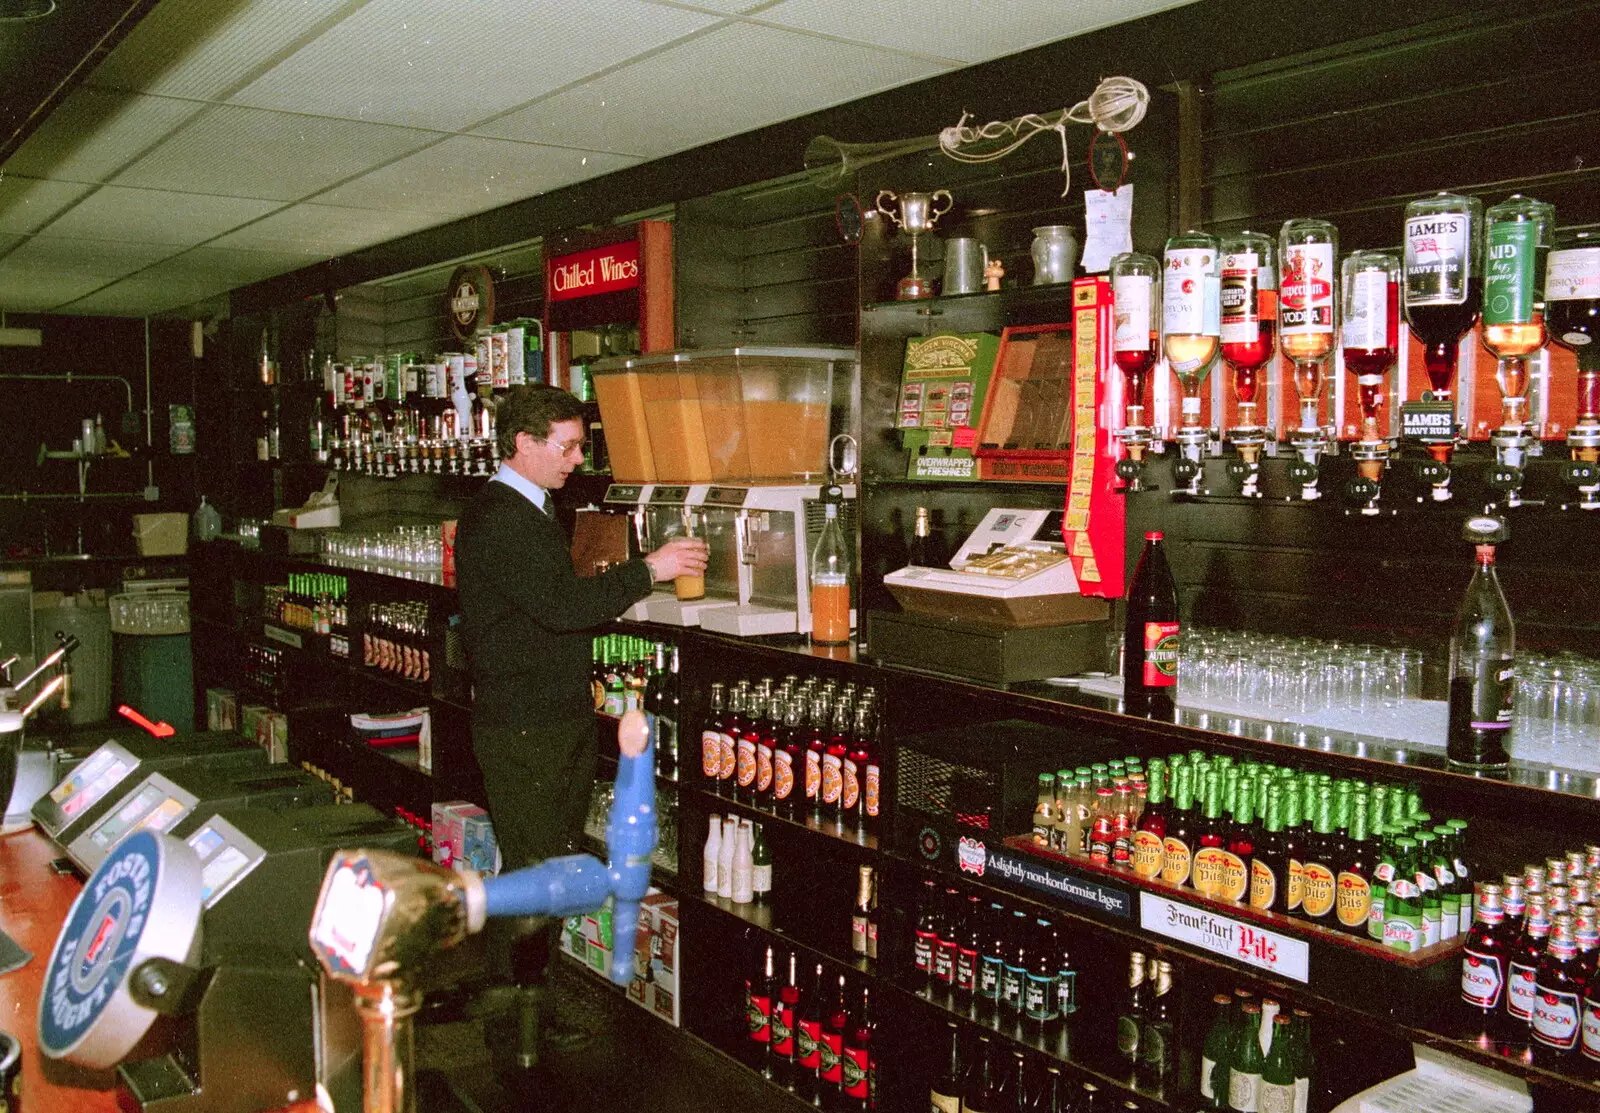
[866, 608, 1109, 684]
[883, 580, 1109, 629]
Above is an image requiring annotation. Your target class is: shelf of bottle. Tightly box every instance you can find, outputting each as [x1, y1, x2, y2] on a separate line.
[684, 887, 876, 980]
[876, 845, 1600, 1101]
[681, 783, 882, 854]
[884, 978, 1180, 1111]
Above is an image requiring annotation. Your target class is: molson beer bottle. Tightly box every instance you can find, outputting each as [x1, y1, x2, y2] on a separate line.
[1531, 912, 1583, 1057]
[1462, 883, 1512, 1037]
[1299, 789, 1339, 925]
[1132, 759, 1168, 880]
[1507, 891, 1552, 1026]
[1335, 793, 1374, 935]
[1161, 762, 1196, 887]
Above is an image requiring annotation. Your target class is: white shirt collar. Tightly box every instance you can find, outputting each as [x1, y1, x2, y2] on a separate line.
[490, 462, 550, 513]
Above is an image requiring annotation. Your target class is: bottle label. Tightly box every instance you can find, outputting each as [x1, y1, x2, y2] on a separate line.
[1260, 1079, 1296, 1113]
[1115, 1013, 1141, 1058]
[757, 745, 773, 793]
[852, 916, 869, 955]
[796, 1019, 821, 1069]
[1507, 961, 1538, 1019]
[773, 752, 795, 802]
[1384, 913, 1420, 953]
[1457, 659, 1516, 731]
[737, 738, 757, 788]
[1484, 219, 1539, 327]
[978, 955, 1003, 1000]
[719, 733, 736, 781]
[1250, 859, 1278, 910]
[1141, 621, 1180, 687]
[1342, 268, 1393, 350]
[1301, 863, 1336, 919]
[1461, 949, 1504, 1009]
[1132, 829, 1165, 878]
[1089, 819, 1114, 863]
[934, 939, 957, 984]
[1200, 1056, 1220, 1100]
[1000, 963, 1025, 1009]
[1112, 821, 1134, 865]
[1546, 246, 1600, 303]
[1220, 251, 1271, 343]
[865, 762, 881, 818]
[822, 754, 843, 805]
[1287, 858, 1304, 912]
[773, 1005, 794, 1054]
[1281, 242, 1335, 336]
[1405, 212, 1472, 305]
[1024, 972, 1055, 1020]
[1219, 850, 1250, 902]
[753, 864, 771, 894]
[1113, 273, 1154, 351]
[1193, 846, 1233, 898]
[819, 1031, 844, 1083]
[932, 1092, 961, 1113]
[842, 1046, 870, 1098]
[1056, 968, 1077, 1015]
[842, 758, 861, 811]
[914, 931, 935, 974]
[748, 993, 772, 1041]
[805, 750, 822, 801]
[1532, 987, 1581, 1050]
[1161, 835, 1193, 886]
[956, 947, 977, 992]
[1582, 998, 1600, 1061]
[1229, 1068, 1262, 1113]
[1374, 860, 1395, 883]
[1337, 872, 1373, 928]
[1163, 247, 1216, 338]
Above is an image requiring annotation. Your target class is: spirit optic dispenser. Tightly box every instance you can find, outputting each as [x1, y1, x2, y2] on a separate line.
[1279, 218, 1338, 500]
[1110, 251, 1163, 489]
[1481, 194, 1555, 506]
[1161, 230, 1221, 493]
[1545, 229, 1600, 509]
[1340, 250, 1401, 508]
[1219, 231, 1278, 496]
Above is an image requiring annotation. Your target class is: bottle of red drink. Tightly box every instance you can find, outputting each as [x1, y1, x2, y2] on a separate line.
[755, 693, 778, 807]
[1087, 787, 1117, 864]
[1111, 780, 1137, 868]
[1507, 892, 1552, 1033]
[772, 950, 801, 1088]
[805, 695, 829, 815]
[722, 685, 748, 800]
[774, 697, 803, 816]
[843, 703, 871, 824]
[1531, 912, 1584, 1058]
[818, 973, 850, 1110]
[1462, 882, 1513, 1042]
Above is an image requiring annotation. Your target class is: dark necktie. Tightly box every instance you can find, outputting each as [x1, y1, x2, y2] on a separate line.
[539, 499, 555, 520]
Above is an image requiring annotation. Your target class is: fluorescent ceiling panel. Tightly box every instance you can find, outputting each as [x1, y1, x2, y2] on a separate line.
[209, 202, 444, 255]
[113, 105, 437, 202]
[87, 0, 359, 101]
[38, 186, 281, 246]
[3, 90, 205, 183]
[0, 177, 96, 236]
[477, 21, 949, 159]
[314, 136, 638, 217]
[229, 0, 720, 133]
[755, 0, 1200, 64]
[0, 235, 179, 278]
[0, 266, 112, 312]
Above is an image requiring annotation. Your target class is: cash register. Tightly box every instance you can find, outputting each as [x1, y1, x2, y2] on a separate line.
[873, 507, 1110, 683]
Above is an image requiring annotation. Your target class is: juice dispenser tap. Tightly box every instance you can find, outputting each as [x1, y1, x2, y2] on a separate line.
[1110, 252, 1163, 491]
[1279, 218, 1339, 500]
[1160, 232, 1221, 494]
[1402, 192, 1484, 502]
[1481, 195, 1555, 507]
[1546, 229, 1600, 509]
[1219, 232, 1278, 497]
[1340, 250, 1401, 514]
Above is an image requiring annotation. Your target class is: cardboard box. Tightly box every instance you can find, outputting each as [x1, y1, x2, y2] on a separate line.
[205, 688, 238, 732]
[255, 709, 288, 764]
[430, 800, 488, 870]
[461, 810, 500, 874]
[240, 704, 270, 743]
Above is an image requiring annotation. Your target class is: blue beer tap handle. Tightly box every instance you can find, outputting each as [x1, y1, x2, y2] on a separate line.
[479, 712, 658, 986]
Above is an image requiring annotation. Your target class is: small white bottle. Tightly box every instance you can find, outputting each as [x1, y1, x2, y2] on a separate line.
[732, 819, 754, 905]
[717, 814, 738, 899]
[702, 815, 722, 893]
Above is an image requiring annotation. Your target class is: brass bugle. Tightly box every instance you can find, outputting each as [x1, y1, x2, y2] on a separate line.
[803, 132, 941, 189]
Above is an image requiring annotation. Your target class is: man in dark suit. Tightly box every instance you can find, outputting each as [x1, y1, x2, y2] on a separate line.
[456, 384, 705, 1077]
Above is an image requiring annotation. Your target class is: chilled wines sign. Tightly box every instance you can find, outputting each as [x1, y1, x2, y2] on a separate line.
[1139, 893, 1310, 982]
[548, 240, 642, 302]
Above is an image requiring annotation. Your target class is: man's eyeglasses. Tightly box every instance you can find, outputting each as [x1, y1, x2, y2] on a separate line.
[540, 437, 587, 458]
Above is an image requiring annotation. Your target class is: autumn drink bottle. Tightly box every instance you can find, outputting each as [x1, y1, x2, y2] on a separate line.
[1123, 531, 1179, 716]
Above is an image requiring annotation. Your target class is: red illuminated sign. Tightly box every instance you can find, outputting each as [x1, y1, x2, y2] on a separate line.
[548, 240, 642, 303]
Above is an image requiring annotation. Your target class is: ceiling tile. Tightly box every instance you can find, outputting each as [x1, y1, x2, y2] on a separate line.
[0, 177, 97, 235]
[0, 265, 113, 313]
[0, 235, 20, 256]
[643, 0, 775, 11]
[56, 274, 234, 317]
[147, 245, 325, 286]
[38, 186, 281, 245]
[113, 105, 437, 201]
[313, 136, 639, 216]
[476, 21, 949, 158]
[209, 203, 444, 255]
[754, 0, 1198, 64]
[4, 90, 205, 183]
[87, 0, 359, 101]
[0, 235, 180, 278]
[229, 0, 720, 133]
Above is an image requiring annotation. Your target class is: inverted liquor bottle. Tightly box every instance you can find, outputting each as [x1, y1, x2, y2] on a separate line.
[1544, 229, 1600, 508]
[1219, 231, 1278, 491]
[1111, 251, 1164, 481]
[1279, 218, 1339, 498]
[1482, 195, 1556, 495]
[1403, 192, 1484, 489]
[1446, 516, 1514, 772]
[1162, 230, 1221, 489]
[1340, 250, 1401, 488]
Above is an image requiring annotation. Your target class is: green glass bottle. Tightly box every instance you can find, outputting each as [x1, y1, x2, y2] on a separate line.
[1194, 769, 1231, 899]
[1198, 993, 1235, 1110]
[1228, 1001, 1266, 1111]
[1415, 830, 1444, 947]
[1384, 837, 1424, 952]
[1258, 1014, 1296, 1113]
[1448, 818, 1474, 936]
[1299, 789, 1338, 925]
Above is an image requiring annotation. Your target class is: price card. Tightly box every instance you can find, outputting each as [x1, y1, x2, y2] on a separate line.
[1139, 892, 1310, 982]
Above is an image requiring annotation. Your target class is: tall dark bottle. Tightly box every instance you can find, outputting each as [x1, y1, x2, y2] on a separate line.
[819, 973, 850, 1108]
[1447, 518, 1514, 771]
[841, 984, 874, 1112]
[795, 961, 826, 1102]
[1122, 530, 1179, 717]
[1462, 882, 1513, 1041]
[772, 950, 801, 1088]
[930, 1022, 963, 1113]
[961, 1035, 998, 1113]
[1531, 912, 1584, 1057]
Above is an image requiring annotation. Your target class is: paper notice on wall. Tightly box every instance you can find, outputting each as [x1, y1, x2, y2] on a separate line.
[1081, 185, 1134, 274]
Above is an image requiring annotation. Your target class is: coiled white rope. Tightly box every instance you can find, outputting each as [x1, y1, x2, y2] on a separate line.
[938, 76, 1150, 196]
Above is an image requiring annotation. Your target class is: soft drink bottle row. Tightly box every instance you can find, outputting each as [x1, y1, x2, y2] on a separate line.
[701, 675, 882, 829]
[1460, 846, 1600, 1061]
[745, 943, 876, 1112]
[702, 814, 772, 905]
[1191, 987, 1316, 1112]
[1034, 751, 1475, 948]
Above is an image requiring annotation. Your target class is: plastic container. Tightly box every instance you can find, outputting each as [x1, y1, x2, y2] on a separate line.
[133, 512, 188, 556]
[192, 497, 221, 542]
